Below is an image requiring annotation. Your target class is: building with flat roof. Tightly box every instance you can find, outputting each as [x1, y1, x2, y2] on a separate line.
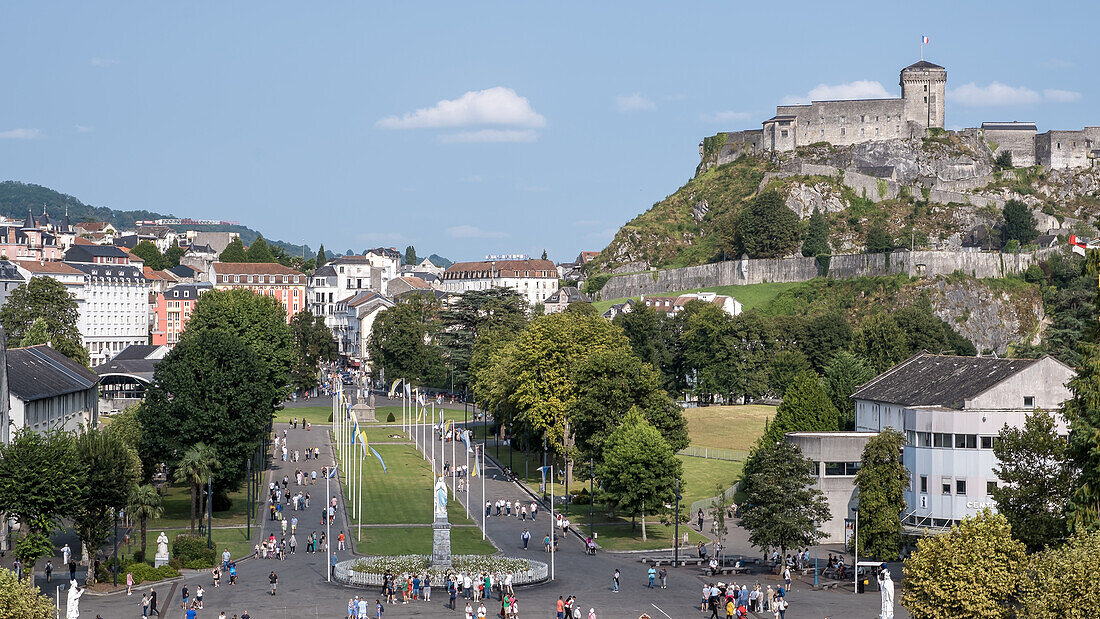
[785, 432, 877, 542]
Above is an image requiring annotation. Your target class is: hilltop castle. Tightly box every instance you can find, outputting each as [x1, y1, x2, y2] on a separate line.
[709, 60, 1098, 170]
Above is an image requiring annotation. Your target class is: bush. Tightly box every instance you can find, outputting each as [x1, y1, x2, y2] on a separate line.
[132, 549, 145, 564]
[386, 412, 396, 422]
[994, 151, 1013, 170]
[172, 534, 215, 568]
[213, 492, 233, 512]
[571, 487, 591, 505]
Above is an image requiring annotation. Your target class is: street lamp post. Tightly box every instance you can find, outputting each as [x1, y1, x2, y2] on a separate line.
[589, 459, 594, 545]
[246, 456, 251, 540]
[112, 509, 118, 586]
[207, 476, 213, 550]
[674, 479, 681, 567]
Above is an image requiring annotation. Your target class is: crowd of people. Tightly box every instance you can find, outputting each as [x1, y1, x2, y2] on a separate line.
[700, 581, 789, 618]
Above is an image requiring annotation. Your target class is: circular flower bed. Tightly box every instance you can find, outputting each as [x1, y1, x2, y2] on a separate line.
[334, 555, 548, 587]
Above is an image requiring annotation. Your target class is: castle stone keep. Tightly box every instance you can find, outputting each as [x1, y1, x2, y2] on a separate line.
[708, 60, 1097, 170]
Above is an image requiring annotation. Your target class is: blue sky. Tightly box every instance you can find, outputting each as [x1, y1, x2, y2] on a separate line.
[1, 1, 1096, 262]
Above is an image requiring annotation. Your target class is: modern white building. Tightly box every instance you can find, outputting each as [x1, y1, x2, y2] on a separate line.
[852, 353, 1073, 533]
[786, 431, 877, 542]
[343, 291, 395, 367]
[309, 256, 383, 355]
[362, 248, 402, 289]
[442, 257, 559, 305]
[67, 261, 150, 366]
[4, 343, 100, 442]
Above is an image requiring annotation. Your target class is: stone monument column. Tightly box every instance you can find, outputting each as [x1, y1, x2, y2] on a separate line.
[431, 475, 452, 567]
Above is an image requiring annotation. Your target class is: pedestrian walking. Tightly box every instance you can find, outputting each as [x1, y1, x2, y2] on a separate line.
[149, 588, 159, 616]
[647, 566, 656, 588]
[140, 593, 150, 618]
[269, 571, 278, 596]
[521, 529, 530, 550]
[44, 560, 52, 583]
[612, 569, 619, 592]
[658, 567, 667, 589]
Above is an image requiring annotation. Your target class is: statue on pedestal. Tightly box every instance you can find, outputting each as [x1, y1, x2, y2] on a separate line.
[431, 475, 452, 567]
[154, 531, 170, 568]
[879, 568, 895, 619]
[66, 580, 84, 619]
[434, 475, 448, 519]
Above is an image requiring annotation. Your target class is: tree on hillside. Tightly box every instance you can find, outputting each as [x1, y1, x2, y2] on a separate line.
[0, 567, 55, 618]
[759, 373, 841, 445]
[802, 313, 852, 372]
[172, 443, 219, 534]
[0, 276, 88, 365]
[127, 484, 163, 561]
[851, 313, 908, 373]
[0, 429, 82, 572]
[1003, 199, 1038, 246]
[892, 300, 976, 356]
[613, 304, 666, 371]
[739, 440, 829, 557]
[1019, 529, 1100, 617]
[991, 409, 1074, 551]
[73, 428, 141, 565]
[219, 237, 247, 262]
[1062, 335, 1100, 532]
[316, 243, 327, 267]
[801, 206, 831, 257]
[131, 240, 166, 270]
[823, 351, 876, 430]
[164, 241, 185, 268]
[902, 510, 1026, 619]
[568, 349, 688, 464]
[854, 428, 908, 560]
[679, 301, 737, 403]
[139, 329, 275, 492]
[368, 294, 446, 387]
[864, 224, 894, 254]
[596, 408, 682, 541]
[183, 288, 294, 403]
[404, 245, 417, 265]
[734, 191, 802, 258]
[767, 350, 811, 398]
[245, 234, 275, 263]
[290, 310, 338, 392]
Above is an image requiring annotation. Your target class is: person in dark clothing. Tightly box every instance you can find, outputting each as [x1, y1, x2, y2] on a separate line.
[69, 560, 77, 581]
[149, 588, 160, 616]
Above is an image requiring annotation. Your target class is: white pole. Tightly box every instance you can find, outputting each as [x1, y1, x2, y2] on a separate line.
[326, 473, 331, 583]
[550, 462, 555, 581]
[465, 433, 471, 520]
[452, 423, 456, 500]
[431, 403, 436, 474]
[481, 445, 486, 540]
[357, 447, 363, 542]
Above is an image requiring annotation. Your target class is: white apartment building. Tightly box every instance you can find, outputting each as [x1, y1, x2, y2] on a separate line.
[309, 257, 382, 356]
[363, 248, 401, 290]
[852, 353, 1073, 533]
[442, 257, 559, 305]
[67, 262, 150, 366]
[343, 291, 394, 365]
[640, 292, 742, 317]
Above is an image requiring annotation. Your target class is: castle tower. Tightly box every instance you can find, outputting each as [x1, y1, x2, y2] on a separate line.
[901, 60, 947, 130]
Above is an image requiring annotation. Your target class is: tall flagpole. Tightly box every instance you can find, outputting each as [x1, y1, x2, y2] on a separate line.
[465, 432, 471, 520]
[481, 445, 486, 540]
[550, 462, 555, 581]
[431, 402, 436, 474]
[357, 445, 363, 542]
[451, 423, 456, 500]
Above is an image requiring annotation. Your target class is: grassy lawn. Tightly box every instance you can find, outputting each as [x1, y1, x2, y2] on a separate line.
[127, 527, 255, 561]
[678, 456, 742, 507]
[276, 406, 331, 424]
[375, 405, 476, 424]
[589, 523, 708, 551]
[362, 426, 410, 444]
[592, 281, 803, 314]
[336, 444, 476, 525]
[683, 404, 774, 452]
[351, 526, 495, 556]
[158, 485, 250, 529]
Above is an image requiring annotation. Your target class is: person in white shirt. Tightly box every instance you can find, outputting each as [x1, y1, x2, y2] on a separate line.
[476, 602, 487, 618]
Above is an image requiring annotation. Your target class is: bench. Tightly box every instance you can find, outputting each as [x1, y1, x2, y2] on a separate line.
[699, 566, 749, 576]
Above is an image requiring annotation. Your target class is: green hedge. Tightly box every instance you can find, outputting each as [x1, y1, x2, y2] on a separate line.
[97, 560, 179, 585]
[173, 534, 215, 568]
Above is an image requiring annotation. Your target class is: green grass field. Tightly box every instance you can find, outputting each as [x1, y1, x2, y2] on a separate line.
[682, 404, 774, 452]
[276, 406, 331, 424]
[362, 426, 410, 444]
[158, 485, 250, 529]
[677, 455, 742, 507]
[592, 281, 803, 314]
[375, 405, 476, 424]
[589, 523, 708, 551]
[350, 526, 495, 556]
[127, 527, 255, 561]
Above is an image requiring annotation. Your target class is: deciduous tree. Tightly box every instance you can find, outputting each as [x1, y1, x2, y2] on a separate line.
[739, 440, 829, 557]
[368, 294, 446, 387]
[902, 510, 1026, 619]
[0, 276, 88, 365]
[290, 310, 338, 392]
[851, 313, 908, 373]
[0, 567, 55, 617]
[131, 240, 166, 270]
[73, 428, 141, 563]
[437, 289, 527, 390]
[759, 373, 840, 445]
[1019, 529, 1100, 618]
[854, 428, 908, 560]
[767, 350, 811, 398]
[164, 241, 185, 268]
[864, 224, 894, 254]
[1059, 338, 1100, 532]
[735, 191, 801, 259]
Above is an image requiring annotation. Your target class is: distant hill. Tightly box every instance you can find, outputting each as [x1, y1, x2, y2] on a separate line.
[428, 254, 453, 268]
[0, 181, 312, 258]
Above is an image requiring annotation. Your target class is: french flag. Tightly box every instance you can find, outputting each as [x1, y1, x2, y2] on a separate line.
[922, 36, 930, 45]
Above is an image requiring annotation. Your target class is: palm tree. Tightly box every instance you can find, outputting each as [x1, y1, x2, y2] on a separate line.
[127, 484, 163, 561]
[172, 444, 219, 534]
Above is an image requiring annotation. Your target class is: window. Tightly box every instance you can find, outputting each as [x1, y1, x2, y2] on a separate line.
[981, 436, 995, 449]
[933, 432, 951, 448]
[924, 97, 927, 103]
[839, 116, 846, 124]
[987, 481, 998, 495]
[780, 130, 789, 138]
[860, 115, 866, 123]
[1023, 396, 1035, 408]
[920, 475, 928, 493]
[840, 128, 846, 136]
[956, 479, 967, 495]
[824, 462, 860, 476]
[955, 434, 977, 449]
[942, 482, 952, 495]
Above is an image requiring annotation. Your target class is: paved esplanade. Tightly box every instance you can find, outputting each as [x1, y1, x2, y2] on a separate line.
[82, 396, 902, 618]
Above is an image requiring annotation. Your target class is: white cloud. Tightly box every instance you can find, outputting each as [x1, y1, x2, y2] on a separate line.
[782, 80, 892, 105]
[700, 110, 752, 123]
[90, 57, 117, 67]
[446, 225, 508, 239]
[951, 82, 1041, 106]
[438, 129, 538, 144]
[616, 93, 656, 113]
[74, 124, 92, 133]
[0, 128, 40, 139]
[377, 87, 545, 129]
[1044, 89, 1082, 103]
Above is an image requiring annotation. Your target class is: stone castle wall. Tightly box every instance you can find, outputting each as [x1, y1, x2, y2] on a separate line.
[597, 250, 1045, 300]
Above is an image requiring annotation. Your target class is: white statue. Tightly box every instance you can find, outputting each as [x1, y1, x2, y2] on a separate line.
[154, 531, 170, 567]
[434, 475, 448, 519]
[879, 568, 895, 619]
[66, 580, 84, 619]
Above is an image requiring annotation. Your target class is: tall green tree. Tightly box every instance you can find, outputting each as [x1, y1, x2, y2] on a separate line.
[991, 409, 1074, 551]
[902, 510, 1026, 619]
[0, 276, 88, 365]
[802, 313, 852, 372]
[767, 350, 811, 398]
[315, 243, 327, 267]
[680, 301, 736, 403]
[290, 310, 338, 392]
[735, 190, 802, 258]
[864, 224, 894, 254]
[568, 348, 688, 464]
[739, 440, 829, 557]
[1063, 338, 1100, 532]
[801, 206, 831, 257]
[127, 484, 163, 561]
[0, 429, 82, 571]
[219, 237, 247, 262]
[245, 234, 275, 263]
[596, 408, 682, 541]
[368, 293, 446, 387]
[1019, 529, 1100, 618]
[131, 240, 166, 270]
[823, 351, 876, 430]
[19, 317, 50, 347]
[851, 313, 908, 373]
[139, 329, 275, 492]
[760, 373, 841, 445]
[0, 567, 55, 616]
[404, 245, 417, 265]
[164, 241, 185, 268]
[171, 443, 219, 534]
[1003, 199, 1038, 245]
[437, 288, 528, 390]
[73, 428, 141, 563]
[854, 428, 908, 560]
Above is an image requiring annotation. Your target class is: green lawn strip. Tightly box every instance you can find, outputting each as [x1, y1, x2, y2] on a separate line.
[276, 405, 332, 424]
[677, 456, 743, 508]
[157, 485, 250, 529]
[589, 523, 708, 551]
[362, 426, 410, 444]
[350, 525, 495, 556]
[129, 527, 255, 561]
[683, 404, 774, 452]
[375, 405, 476, 424]
[334, 444, 477, 526]
[592, 281, 803, 314]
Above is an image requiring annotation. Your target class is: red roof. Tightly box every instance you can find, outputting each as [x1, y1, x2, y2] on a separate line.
[72, 237, 96, 246]
[15, 260, 83, 275]
[396, 276, 430, 289]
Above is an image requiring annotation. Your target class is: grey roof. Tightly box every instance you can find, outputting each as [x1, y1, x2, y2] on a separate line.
[903, 60, 945, 71]
[113, 234, 141, 249]
[64, 244, 131, 263]
[164, 282, 212, 299]
[0, 260, 26, 282]
[546, 286, 591, 305]
[313, 264, 337, 277]
[93, 358, 157, 383]
[981, 122, 1037, 131]
[111, 345, 161, 361]
[66, 262, 147, 281]
[851, 353, 1038, 409]
[168, 264, 198, 278]
[7, 345, 99, 402]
